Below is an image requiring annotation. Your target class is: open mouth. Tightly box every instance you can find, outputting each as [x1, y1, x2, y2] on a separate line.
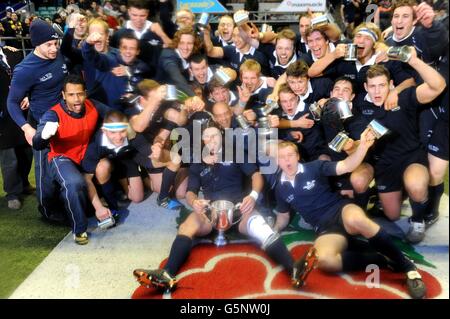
[312, 48, 322, 57]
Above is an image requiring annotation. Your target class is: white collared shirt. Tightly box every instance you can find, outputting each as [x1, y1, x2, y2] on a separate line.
[300, 37, 310, 52]
[364, 93, 374, 103]
[273, 50, 297, 68]
[236, 46, 256, 62]
[280, 163, 304, 188]
[229, 90, 238, 104]
[101, 132, 129, 154]
[189, 66, 214, 82]
[355, 53, 378, 72]
[126, 20, 153, 40]
[251, 77, 269, 95]
[219, 36, 233, 47]
[175, 49, 190, 69]
[284, 81, 313, 119]
[392, 26, 416, 43]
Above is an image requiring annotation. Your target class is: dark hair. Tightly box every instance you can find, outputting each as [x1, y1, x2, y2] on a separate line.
[119, 32, 140, 49]
[333, 76, 356, 94]
[127, 0, 149, 10]
[189, 53, 208, 65]
[366, 65, 391, 82]
[208, 78, 229, 93]
[63, 74, 85, 91]
[286, 60, 309, 78]
[304, 26, 329, 42]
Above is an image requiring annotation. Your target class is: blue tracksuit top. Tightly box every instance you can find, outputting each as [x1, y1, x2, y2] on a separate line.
[7, 51, 68, 127]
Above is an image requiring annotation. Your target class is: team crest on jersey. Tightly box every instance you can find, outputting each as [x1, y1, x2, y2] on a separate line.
[303, 180, 316, 190]
[344, 74, 356, 80]
[200, 167, 211, 177]
[148, 39, 160, 46]
[286, 194, 294, 203]
[39, 73, 53, 82]
[362, 109, 374, 116]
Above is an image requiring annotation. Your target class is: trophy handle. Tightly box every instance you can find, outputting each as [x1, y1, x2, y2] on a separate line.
[204, 205, 214, 224]
[231, 202, 244, 226]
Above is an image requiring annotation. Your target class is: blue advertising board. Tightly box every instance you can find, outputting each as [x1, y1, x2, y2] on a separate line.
[177, 0, 228, 13]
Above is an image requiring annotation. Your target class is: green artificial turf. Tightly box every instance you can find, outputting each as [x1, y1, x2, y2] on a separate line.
[0, 168, 68, 298]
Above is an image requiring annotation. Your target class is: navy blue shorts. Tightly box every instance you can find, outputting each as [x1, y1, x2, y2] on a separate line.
[110, 157, 141, 179]
[130, 134, 165, 174]
[330, 173, 353, 191]
[428, 119, 449, 161]
[375, 149, 429, 193]
[314, 199, 352, 237]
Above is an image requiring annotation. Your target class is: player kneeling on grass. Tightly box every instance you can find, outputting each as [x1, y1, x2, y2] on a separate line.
[81, 110, 144, 226]
[273, 133, 427, 299]
[32, 75, 112, 245]
[132, 122, 311, 292]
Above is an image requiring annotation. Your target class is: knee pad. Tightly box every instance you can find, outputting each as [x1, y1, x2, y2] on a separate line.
[246, 215, 279, 249]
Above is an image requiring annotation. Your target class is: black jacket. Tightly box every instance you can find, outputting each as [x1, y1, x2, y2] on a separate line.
[156, 48, 195, 96]
[0, 48, 27, 149]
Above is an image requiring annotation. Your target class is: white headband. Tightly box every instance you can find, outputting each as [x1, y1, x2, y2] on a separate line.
[102, 122, 129, 131]
[356, 28, 378, 43]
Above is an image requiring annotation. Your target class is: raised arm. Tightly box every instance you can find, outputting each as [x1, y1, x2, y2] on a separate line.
[81, 32, 113, 71]
[407, 47, 446, 104]
[203, 27, 225, 58]
[129, 86, 165, 132]
[308, 43, 346, 78]
[335, 127, 375, 175]
[150, 22, 173, 47]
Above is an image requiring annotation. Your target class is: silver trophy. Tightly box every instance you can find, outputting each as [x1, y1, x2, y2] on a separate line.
[260, 23, 270, 33]
[368, 119, 389, 139]
[165, 85, 178, 101]
[336, 99, 353, 119]
[324, 98, 353, 119]
[387, 45, 412, 63]
[311, 14, 330, 28]
[309, 102, 322, 121]
[328, 131, 351, 152]
[235, 114, 251, 134]
[206, 200, 242, 246]
[196, 12, 210, 32]
[256, 100, 279, 135]
[98, 216, 116, 230]
[214, 68, 232, 86]
[233, 11, 249, 26]
[344, 44, 357, 61]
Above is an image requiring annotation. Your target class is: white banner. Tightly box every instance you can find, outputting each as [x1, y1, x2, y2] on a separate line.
[273, 0, 327, 12]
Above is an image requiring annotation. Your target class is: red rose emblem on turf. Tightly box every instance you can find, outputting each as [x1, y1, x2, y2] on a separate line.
[132, 242, 442, 299]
